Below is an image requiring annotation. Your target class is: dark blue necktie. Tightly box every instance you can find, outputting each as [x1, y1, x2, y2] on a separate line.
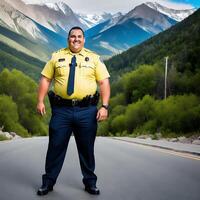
[67, 55, 76, 95]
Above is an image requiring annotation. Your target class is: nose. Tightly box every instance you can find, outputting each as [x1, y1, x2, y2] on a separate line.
[74, 36, 79, 41]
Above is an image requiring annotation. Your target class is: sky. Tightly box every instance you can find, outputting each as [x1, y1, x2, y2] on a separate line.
[22, 0, 200, 14]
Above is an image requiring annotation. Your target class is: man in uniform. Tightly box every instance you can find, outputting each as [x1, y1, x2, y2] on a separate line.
[36, 26, 110, 196]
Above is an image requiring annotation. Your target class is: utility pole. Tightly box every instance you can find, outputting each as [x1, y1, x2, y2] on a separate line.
[164, 57, 168, 99]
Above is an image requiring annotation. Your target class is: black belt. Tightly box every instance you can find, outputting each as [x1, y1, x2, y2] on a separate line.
[48, 91, 99, 107]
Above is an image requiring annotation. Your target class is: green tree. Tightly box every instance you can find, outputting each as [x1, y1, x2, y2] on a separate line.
[0, 95, 28, 136]
[155, 94, 200, 134]
[122, 64, 163, 103]
[124, 95, 155, 132]
[109, 94, 126, 110]
[111, 115, 125, 133]
[0, 69, 49, 136]
[97, 121, 110, 136]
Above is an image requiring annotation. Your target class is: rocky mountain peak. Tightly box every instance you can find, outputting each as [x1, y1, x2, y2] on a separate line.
[145, 1, 196, 21]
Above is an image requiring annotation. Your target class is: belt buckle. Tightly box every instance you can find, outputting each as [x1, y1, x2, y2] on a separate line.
[72, 99, 77, 106]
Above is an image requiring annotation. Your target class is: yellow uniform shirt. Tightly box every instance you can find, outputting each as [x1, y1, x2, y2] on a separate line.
[41, 47, 110, 99]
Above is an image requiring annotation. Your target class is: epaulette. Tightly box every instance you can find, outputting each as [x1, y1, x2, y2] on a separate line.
[52, 48, 66, 55]
[84, 48, 97, 55]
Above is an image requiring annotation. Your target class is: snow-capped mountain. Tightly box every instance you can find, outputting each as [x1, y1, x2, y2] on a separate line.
[0, 0, 197, 60]
[0, 0, 47, 41]
[85, 3, 178, 56]
[0, 0, 113, 61]
[118, 3, 177, 34]
[77, 12, 112, 28]
[145, 2, 196, 22]
[85, 12, 123, 38]
[41, 1, 72, 14]
[99, 12, 123, 33]
[0, 0, 68, 61]
[5, 0, 87, 35]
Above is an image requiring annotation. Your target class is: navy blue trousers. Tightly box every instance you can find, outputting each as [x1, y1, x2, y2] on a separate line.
[42, 105, 98, 187]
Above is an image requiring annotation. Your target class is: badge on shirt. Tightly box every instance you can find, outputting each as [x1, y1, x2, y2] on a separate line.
[58, 58, 65, 62]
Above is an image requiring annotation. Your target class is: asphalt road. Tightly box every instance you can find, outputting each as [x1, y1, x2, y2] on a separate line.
[0, 137, 199, 200]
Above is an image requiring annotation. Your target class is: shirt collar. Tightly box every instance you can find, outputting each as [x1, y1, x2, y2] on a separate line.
[64, 48, 86, 57]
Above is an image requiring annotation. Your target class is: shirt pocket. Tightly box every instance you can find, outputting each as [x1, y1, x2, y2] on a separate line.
[80, 61, 95, 78]
[55, 62, 67, 76]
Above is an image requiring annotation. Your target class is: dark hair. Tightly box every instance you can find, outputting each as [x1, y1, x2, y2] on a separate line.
[68, 26, 85, 38]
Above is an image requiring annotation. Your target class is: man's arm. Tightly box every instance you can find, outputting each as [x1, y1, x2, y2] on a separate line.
[96, 78, 110, 121]
[37, 76, 51, 116]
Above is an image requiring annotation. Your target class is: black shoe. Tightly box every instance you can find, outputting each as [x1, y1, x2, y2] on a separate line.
[37, 185, 53, 196]
[85, 186, 100, 195]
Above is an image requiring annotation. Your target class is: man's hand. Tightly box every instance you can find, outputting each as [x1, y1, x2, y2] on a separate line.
[96, 107, 108, 122]
[37, 101, 46, 116]
[36, 76, 51, 116]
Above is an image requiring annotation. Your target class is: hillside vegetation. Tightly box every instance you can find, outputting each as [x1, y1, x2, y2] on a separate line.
[0, 69, 50, 137]
[105, 9, 200, 80]
[0, 42, 45, 81]
[98, 9, 200, 137]
[0, 9, 199, 138]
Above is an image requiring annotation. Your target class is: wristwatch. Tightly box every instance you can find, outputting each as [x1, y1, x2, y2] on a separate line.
[101, 104, 109, 110]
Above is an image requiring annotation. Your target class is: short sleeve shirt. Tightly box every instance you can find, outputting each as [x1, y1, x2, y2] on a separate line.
[41, 48, 110, 99]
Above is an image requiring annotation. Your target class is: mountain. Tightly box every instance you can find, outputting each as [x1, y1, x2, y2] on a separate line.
[77, 12, 112, 28]
[85, 12, 123, 38]
[105, 8, 200, 78]
[118, 3, 176, 34]
[0, 0, 112, 61]
[85, 3, 177, 57]
[5, 0, 87, 35]
[0, 0, 69, 61]
[145, 2, 195, 22]
[0, 0, 197, 63]
[0, 41, 45, 81]
[0, 23, 66, 61]
[85, 19, 152, 56]
[0, 0, 46, 41]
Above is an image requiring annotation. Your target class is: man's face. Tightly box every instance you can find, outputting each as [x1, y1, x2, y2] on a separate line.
[68, 29, 85, 53]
